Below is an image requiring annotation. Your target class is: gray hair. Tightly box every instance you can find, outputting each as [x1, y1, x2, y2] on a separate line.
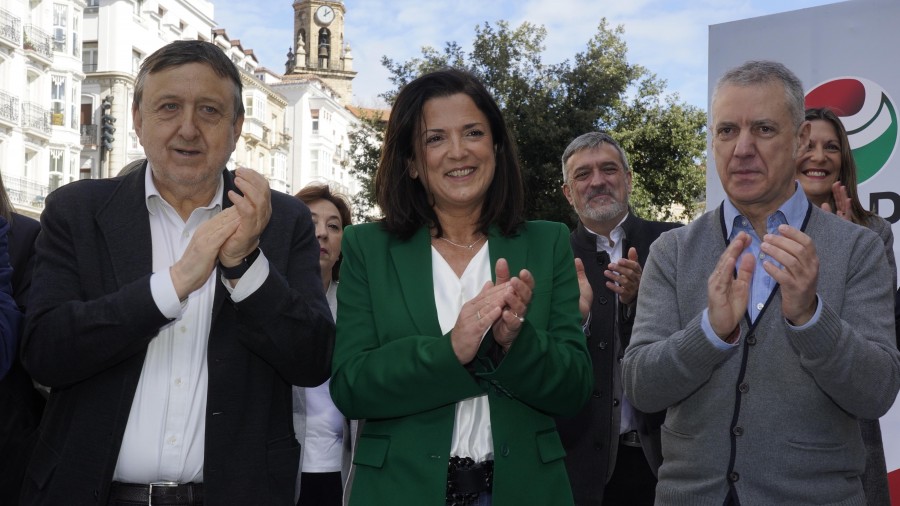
[133, 40, 245, 122]
[561, 132, 630, 183]
[712, 60, 805, 130]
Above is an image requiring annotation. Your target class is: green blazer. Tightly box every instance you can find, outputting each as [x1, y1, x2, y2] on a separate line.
[331, 221, 592, 506]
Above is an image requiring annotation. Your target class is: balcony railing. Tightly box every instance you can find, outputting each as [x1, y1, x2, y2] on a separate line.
[0, 90, 19, 125]
[82, 63, 98, 73]
[23, 25, 52, 60]
[81, 124, 97, 146]
[22, 101, 51, 135]
[0, 8, 21, 46]
[0, 172, 49, 210]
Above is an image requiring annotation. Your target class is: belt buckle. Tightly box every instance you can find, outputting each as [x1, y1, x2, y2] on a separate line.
[621, 430, 641, 447]
[148, 481, 179, 506]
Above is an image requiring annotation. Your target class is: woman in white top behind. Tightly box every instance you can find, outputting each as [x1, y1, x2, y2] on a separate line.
[293, 184, 353, 506]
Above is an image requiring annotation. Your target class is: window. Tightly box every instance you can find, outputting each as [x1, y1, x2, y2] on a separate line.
[86, 0, 99, 7]
[82, 43, 98, 73]
[70, 82, 78, 129]
[311, 109, 319, 133]
[71, 13, 80, 57]
[49, 149, 64, 191]
[132, 49, 142, 75]
[255, 95, 266, 120]
[51, 75, 66, 126]
[53, 4, 68, 53]
[133, 0, 143, 17]
[311, 150, 319, 176]
[274, 152, 287, 182]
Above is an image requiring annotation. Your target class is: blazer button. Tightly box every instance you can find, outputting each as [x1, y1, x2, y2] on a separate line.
[598, 296, 608, 305]
[612, 398, 619, 407]
[592, 390, 601, 398]
[729, 471, 740, 482]
[738, 383, 749, 394]
[501, 444, 510, 457]
[732, 426, 744, 436]
[747, 335, 757, 345]
[598, 341, 607, 350]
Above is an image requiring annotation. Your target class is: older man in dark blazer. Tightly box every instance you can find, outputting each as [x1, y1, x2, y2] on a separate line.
[557, 132, 681, 506]
[19, 40, 334, 506]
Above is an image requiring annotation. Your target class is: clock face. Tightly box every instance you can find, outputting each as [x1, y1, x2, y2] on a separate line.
[315, 5, 335, 25]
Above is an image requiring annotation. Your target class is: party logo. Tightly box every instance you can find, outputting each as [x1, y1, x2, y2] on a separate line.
[805, 77, 898, 183]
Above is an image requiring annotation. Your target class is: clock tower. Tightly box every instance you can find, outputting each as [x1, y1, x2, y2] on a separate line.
[288, 0, 356, 104]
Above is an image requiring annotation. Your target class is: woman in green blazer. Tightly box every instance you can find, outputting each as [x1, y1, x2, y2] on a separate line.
[330, 68, 593, 506]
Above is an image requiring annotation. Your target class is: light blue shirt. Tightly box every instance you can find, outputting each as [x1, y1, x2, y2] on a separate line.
[701, 183, 822, 349]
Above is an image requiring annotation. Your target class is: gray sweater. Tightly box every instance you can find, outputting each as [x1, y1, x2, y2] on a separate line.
[623, 203, 900, 506]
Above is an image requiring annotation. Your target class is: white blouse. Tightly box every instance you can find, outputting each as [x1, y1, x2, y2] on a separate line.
[297, 281, 344, 472]
[431, 243, 494, 462]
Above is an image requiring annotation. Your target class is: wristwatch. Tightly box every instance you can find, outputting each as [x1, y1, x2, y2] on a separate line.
[219, 248, 261, 279]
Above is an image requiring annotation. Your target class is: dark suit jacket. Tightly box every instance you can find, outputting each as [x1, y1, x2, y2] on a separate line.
[19, 163, 335, 505]
[557, 214, 680, 506]
[0, 216, 22, 380]
[331, 221, 593, 506]
[0, 212, 41, 505]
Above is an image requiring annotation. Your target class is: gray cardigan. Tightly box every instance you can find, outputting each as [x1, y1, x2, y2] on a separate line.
[622, 203, 900, 506]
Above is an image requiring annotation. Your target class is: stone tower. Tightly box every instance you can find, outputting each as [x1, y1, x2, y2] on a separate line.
[287, 0, 356, 104]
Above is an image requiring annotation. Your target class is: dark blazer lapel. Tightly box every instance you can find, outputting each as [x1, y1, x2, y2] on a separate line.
[390, 227, 441, 336]
[211, 169, 237, 320]
[488, 225, 527, 280]
[95, 162, 153, 286]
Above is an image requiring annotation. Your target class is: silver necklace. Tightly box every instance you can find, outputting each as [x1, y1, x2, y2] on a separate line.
[437, 234, 485, 249]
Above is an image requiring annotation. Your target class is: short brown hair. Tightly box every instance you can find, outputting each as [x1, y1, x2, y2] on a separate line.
[295, 183, 352, 281]
[133, 40, 244, 122]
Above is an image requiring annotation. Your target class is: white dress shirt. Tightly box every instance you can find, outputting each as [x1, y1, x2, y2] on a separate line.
[113, 166, 268, 484]
[432, 243, 494, 462]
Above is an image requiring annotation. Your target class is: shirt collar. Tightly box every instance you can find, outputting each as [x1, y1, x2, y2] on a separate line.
[583, 213, 629, 250]
[723, 181, 808, 238]
[144, 161, 224, 215]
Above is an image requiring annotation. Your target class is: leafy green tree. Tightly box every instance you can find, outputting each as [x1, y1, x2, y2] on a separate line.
[346, 110, 384, 222]
[348, 19, 707, 225]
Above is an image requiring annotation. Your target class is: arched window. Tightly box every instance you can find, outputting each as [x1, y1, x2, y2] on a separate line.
[317, 28, 331, 68]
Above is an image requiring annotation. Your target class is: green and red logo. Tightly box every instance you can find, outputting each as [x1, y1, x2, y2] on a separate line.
[805, 77, 898, 183]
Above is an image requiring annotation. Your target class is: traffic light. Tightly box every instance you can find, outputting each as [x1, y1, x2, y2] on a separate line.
[100, 96, 116, 154]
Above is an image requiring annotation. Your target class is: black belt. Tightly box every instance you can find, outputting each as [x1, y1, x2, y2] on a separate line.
[446, 456, 493, 506]
[109, 481, 204, 505]
[621, 430, 642, 448]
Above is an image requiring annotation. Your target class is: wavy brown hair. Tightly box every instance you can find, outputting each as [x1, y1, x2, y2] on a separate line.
[805, 107, 873, 225]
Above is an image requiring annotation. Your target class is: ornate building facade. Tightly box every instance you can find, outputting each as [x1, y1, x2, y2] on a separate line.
[0, 0, 363, 213]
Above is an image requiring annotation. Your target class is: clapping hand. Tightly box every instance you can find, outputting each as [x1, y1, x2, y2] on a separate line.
[449, 258, 534, 364]
[707, 232, 754, 342]
[821, 181, 851, 221]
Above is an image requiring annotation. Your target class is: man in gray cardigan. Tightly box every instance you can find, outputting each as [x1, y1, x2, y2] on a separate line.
[622, 60, 900, 506]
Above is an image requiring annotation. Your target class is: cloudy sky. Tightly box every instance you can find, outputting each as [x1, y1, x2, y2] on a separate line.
[212, 0, 841, 110]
